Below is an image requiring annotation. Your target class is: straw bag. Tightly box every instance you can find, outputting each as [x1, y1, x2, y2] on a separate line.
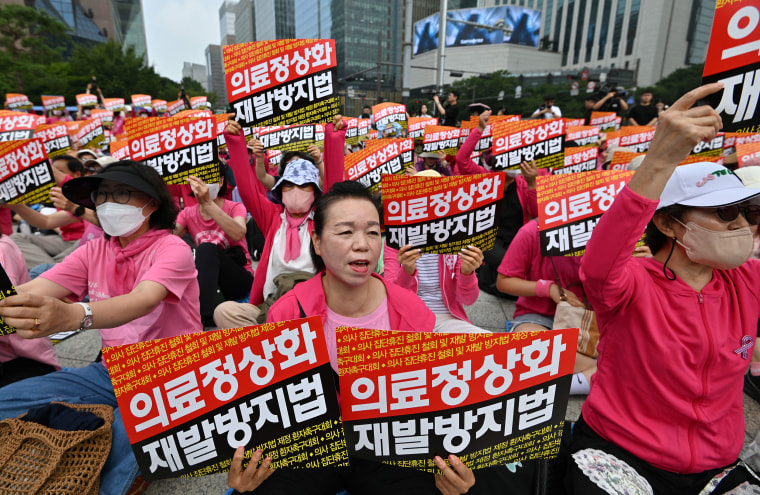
[552, 301, 599, 357]
[0, 402, 114, 495]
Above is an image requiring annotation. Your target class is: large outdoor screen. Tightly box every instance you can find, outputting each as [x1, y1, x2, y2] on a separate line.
[414, 6, 541, 56]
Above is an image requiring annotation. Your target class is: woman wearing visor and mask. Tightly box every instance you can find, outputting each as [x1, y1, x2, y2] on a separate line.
[0, 160, 201, 495]
[565, 84, 760, 493]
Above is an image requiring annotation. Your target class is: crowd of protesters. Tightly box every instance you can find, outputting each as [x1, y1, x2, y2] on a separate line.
[0, 74, 758, 495]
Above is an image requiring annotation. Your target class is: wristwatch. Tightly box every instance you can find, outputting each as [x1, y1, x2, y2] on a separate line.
[76, 302, 93, 331]
[73, 205, 86, 217]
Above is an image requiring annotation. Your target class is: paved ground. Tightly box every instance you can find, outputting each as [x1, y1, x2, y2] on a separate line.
[51, 289, 760, 494]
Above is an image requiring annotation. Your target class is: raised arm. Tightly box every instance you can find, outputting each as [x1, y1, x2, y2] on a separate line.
[323, 114, 347, 190]
[186, 176, 246, 242]
[9, 204, 79, 230]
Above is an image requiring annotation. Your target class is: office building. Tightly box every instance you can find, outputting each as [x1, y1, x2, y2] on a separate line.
[182, 62, 208, 90]
[205, 44, 227, 108]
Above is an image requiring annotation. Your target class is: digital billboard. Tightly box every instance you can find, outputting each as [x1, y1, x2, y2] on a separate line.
[413, 6, 541, 56]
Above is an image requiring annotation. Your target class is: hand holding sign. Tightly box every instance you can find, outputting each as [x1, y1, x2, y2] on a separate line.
[434, 455, 475, 495]
[458, 245, 483, 276]
[227, 446, 275, 493]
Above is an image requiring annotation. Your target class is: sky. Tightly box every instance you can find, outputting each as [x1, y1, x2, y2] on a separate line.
[142, 0, 220, 83]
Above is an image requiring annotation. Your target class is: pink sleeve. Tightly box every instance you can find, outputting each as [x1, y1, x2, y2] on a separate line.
[516, 177, 538, 222]
[0, 333, 60, 369]
[456, 129, 487, 175]
[175, 208, 188, 228]
[41, 243, 91, 300]
[455, 256, 479, 305]
[497, 221, 538, 279]
[323, 122, 347, 189]
[382, 244, 417, 291]
[228, 201, 247, 219]
[140, 238, 198, 304]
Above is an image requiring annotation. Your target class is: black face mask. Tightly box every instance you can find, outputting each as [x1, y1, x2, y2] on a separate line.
[361, 112, 370, 119]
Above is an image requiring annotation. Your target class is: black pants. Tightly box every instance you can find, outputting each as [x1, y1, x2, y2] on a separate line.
[195, 243, 254, 319]
[0, 357, 57, 389]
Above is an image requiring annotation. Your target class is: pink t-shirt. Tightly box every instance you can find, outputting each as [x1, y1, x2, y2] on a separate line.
[324, 298, 390, 372]
[0, 236, 60, 369]
[41, 229, 201, 352]
[176, 200, 253, 274]
[60, 214, 84, 241]
[497, 220, 584, 319]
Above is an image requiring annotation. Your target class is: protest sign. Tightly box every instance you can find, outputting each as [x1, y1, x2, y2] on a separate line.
[466, 115, 520, 152]
[491, 119, 565, 170]
[703, 0, 760, 132]
[737, 141, 760, 167]
[126, 116, 220, 184]
[422, 125, 461, 156]
[343, 118, 372, 146]
[373, 103, 407, 136]
[76, 93, 98, 107]
[110, 138, 130, 161]
[345, 138, 414, 192]
[408, 117, 438, 141]
[554, 146, 598, 174]
[34, 122, 72, 158]
[0, 110, 44, 142]
[104, 98, 126, 113]
[257, 124, 324, 153]
[677, 154, 725, 167]
[0, 262, 17, 336]
[41, 95, 66, 112]
[92, 109, 114, 129]
[103, 317, 347, 480]
[190, 96, 207, 110]
[266, 150, 283, 174]
[0, 138, 55, 205]
[337, 327, 576, 471]
[589, 112, 616, 132]
[537, 170, 634, 256]
[224, 39, 339, 127]
[75, 118, 106, 149]
[132, 94, 153, 111]
[152, 100, 168, 114]
[608, 150, 644, 171]
[564, 126, 600, 148]
[167, 99, 186, 117]
[604, 126, 656, 153]
[563, 118, 585, 127]
[383, 173, 504, 254]
[5, 93, 32, 111]
[724, 132, 760, 150]
[690, 133, 725, 158]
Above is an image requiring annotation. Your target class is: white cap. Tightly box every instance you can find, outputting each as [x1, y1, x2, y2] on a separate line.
[735, 166, 760, 189]
[658, 162, 760, 209]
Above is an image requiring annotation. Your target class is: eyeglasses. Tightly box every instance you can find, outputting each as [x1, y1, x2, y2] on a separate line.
[91, 188, 141, 205]
[716, 204, 760, 225]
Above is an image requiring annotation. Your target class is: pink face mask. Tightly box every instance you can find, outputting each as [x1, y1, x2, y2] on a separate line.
[281, 187, 315, 215]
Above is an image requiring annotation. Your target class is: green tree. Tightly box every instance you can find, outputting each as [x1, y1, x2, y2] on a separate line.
[0, 4, 68, 94]
[649, 64, 704, 106]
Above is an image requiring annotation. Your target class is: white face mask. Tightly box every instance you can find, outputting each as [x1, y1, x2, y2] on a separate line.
[96, 201, 150, 237]
[207, 183, 221, 201]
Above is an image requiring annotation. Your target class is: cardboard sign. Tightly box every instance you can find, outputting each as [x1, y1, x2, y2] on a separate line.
[167, 99, 186, 117]
[373, 102, 408, 135]
[76, 93, 98, 107]
[132, 94, 152, 111]
[690, 133, 725, 158]
[491, 119, 566, 170]
[703, 0, 760, 132]
[41, 95, 66, 112]
[383, 173, 505, 254]
[103, 317, 348, 480]
[565, 126, 600, 148]
[408, 117, 438, 141]
[152, 100, 168, 114]
[537, 170, 634, 256]
[104, 98, 126, 113]
[338, 327, 576, 471]
[0, 262, 17, 336]
[34, 123, 72, 158]
[75, 118, 106, 150]
[589, 112, 617, 132]
[563, 118, 585, 127]
[224, 39, 339, 127]
[345, 138, 414, 192]
[604, 126, 656, 153]
[5, 93, 32, 111]
[0, 138, 54, 205]
[422, 125, 461, 156]
[126, 116, 220, 185]
[257, 124, 324, 153]
[110, 138, 131, 161]
[0, 110, 44, 142]
[554, 146, 598, 175]
[608, 150, 644, 171]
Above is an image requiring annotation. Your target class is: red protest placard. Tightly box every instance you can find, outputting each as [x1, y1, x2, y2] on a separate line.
[103, 317, 347, 480]
[589, 112, 616, 132]
[408, 117, 438, 141]
[604, 126, 656, 153]
[345, 138, 414, 192]
[126, 116, 220, 185]
[0, 261, 17, 335]
[466, 115, 519, 152]
[555, 146, 598, 175]
[257, 124, 324, 153]
[373, 102, 408, 134]
[422, 125, 461, 156]
[690, 133, 725, 158]
[725, 131, 760, 149]
[564, 118, 585, 127]
[41, 95, 66, 112]
[92, 109, 114, 129]
[383, 173, 505, 254]
[0, 110, 44, 141]
[190, 96, 207, 110]
[110, 138, 130, 161]
[737, 141, 760, 167]
[677, 154, 725, 167]
[34, 122, 72, 158]
[703, 0, 760, 133]
[75, 118, 106, 150]
[224, 39, 339, 127]
[491, 119, 565, 170]
[76, 93, 98, 107]
[166, 99, 185, 116]
[131, 94, 152, 110]
[0, 138, 54, 205]
[565, 126, 600, 148]
[537, 170, 634, 256]
[152, 100, 168, 114]
[608, 150, 644, 171]
[337, 327, 576, 471]
[5, 93, 32, 111]
[104, 98, 125, 112]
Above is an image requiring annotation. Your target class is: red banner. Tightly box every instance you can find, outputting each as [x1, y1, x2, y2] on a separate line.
[110, 138, 130, 161]
[422, 125, 461, 156]
[0, 138, 54, 205]
[0, 110, 44, 142]
[345, 138, 414, 192]
[608, 150, 644, 171]
[491, 119, 566, 170]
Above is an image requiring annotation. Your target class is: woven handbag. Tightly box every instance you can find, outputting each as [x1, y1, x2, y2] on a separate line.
[552, 301, 599, 358]
[0, 402, 114, 495]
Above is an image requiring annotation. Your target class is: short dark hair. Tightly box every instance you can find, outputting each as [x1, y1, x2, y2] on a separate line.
[544, 94, 555, 101]
[449, 90, 460, 98]
[645, 204, 688, 254]
[641, 89, 654, 96]
[53, 155, 84, 176]
[310, 181, 381, 272]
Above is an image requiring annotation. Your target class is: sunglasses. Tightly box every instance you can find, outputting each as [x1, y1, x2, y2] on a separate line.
[716, 204, 760, 225]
